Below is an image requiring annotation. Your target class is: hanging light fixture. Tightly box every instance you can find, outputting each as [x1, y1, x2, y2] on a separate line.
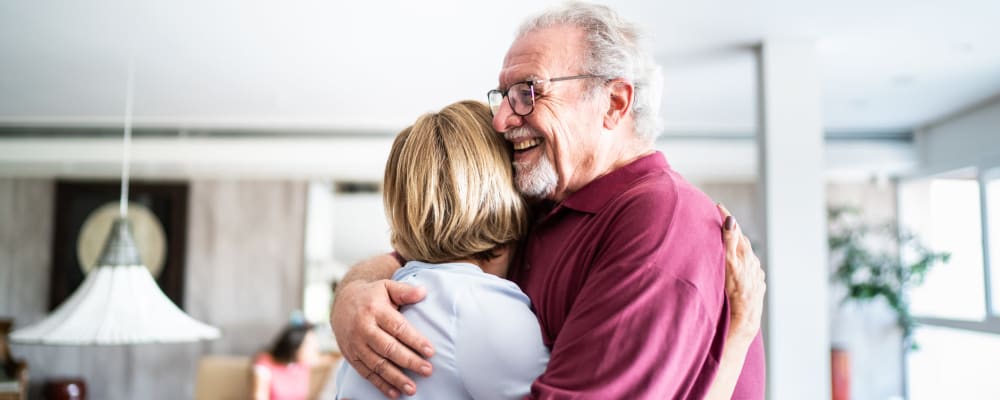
[10, 63, 220, 345]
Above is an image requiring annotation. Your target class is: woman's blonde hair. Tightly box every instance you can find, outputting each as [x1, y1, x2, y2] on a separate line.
[384, 100, 527, 263]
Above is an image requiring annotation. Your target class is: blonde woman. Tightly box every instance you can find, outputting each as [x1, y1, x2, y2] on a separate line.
[334, 101, 763, 399]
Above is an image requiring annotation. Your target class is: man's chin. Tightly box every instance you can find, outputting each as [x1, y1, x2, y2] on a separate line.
[512, 144, 543, 164]
[514, 168, 556, 199]
[511, 149, 559, 199]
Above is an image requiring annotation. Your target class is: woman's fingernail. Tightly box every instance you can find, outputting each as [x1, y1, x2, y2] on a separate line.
[422, 346, 435, 357]
[403, 384, 415, 395]
[724, 216, 735, 231]
[420, 364, 432, 375]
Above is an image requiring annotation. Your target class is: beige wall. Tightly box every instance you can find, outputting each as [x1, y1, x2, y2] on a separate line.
[1, 179, 307, 400]
[0, 179, 53, 329]
[186, 180, 308, 356]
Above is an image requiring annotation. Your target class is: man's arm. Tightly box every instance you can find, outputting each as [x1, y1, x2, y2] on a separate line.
[331, 253, 435, 399]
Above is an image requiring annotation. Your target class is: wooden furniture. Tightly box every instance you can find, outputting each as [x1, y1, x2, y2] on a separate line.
[194, 354, 340, 400]
[0, 319, 28, 400]
[43, 378, 87, 400]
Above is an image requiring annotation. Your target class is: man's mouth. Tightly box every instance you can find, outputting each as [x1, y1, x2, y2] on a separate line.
[512, 138, 543, 152]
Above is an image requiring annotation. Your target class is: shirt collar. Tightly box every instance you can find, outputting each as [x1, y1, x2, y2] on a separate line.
[558, 152, 670, 214]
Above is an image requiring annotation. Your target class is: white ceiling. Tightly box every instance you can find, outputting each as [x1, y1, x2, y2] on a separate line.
[1, 0, 998, 136]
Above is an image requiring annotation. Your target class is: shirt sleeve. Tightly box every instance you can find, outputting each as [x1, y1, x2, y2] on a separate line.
[528, 189, 727, 399]
[454, 284, 551, 400]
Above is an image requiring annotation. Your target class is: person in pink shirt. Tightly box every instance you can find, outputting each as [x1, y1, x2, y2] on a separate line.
[253, 323, 319, 400]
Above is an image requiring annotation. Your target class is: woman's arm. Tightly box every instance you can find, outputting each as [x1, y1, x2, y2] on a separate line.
[704, 205, 767, 400]
[251, 364, 272, 400]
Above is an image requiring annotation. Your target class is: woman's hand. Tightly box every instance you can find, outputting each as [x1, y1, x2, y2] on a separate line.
[703, 204, 767, 400]
[718, 204, 766, 342]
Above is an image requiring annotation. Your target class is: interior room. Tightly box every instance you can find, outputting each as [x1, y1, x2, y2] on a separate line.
[1, 1, 999, 399]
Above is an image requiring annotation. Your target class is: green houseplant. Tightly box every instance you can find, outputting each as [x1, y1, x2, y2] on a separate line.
[827, 207, 951, 348]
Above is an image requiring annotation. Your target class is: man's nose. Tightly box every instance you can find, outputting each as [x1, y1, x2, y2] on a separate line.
[492, 98, 523, 133]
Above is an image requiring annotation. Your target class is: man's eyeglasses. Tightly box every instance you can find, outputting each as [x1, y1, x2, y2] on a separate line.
[487, 74, 603, 117]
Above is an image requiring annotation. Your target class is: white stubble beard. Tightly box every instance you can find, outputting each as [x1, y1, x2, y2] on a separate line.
[507, 127, 558, 199]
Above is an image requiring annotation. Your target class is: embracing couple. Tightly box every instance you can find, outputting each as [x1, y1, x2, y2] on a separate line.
[331, 2, 766, 399]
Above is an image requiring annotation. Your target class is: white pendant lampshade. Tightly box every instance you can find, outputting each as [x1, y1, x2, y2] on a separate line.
[10, 218, 220, 345]
[10, 61, 220, 345]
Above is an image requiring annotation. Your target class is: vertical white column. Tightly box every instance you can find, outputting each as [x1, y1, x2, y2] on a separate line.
[756, 39, 831, 400]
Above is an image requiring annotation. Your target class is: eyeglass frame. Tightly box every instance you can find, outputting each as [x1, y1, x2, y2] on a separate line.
[487, 74, 605, 117]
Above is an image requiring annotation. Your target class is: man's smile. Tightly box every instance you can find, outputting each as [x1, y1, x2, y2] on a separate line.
[511, 137, 544, 163]
[512, 137, 543, 151]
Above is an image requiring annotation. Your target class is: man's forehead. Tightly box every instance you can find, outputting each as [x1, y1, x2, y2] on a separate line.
[498, 26, 583, 86]
[498, 54, 545, 87]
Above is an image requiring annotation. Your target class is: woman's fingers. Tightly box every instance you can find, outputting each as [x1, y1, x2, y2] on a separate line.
[716, 203, 766, 340]
[718, 204, 740, 268]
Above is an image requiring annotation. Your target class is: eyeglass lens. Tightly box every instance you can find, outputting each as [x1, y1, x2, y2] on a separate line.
[488, 82, 535, 117]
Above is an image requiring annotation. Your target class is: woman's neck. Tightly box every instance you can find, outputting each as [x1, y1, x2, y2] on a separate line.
[448, 247, 511, 278]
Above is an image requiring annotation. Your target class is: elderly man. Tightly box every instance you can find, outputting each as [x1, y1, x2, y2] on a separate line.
[332, 2, 766, 399]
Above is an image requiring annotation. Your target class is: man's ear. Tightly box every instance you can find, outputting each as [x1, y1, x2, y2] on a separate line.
[603, 79, 634, 130]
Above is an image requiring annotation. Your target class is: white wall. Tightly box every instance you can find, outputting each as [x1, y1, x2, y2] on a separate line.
[917, 94, 1000, 172]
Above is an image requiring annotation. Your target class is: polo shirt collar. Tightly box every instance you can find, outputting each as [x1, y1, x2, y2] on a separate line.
[559, 152, 670, 214]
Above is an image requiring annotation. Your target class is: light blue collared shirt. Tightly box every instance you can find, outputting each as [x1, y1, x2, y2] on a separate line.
[335, 261, 550, 399]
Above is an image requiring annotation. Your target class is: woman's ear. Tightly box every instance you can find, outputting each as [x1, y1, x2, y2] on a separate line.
[603, 79, 634, 130]
[480, 243, 514, 278]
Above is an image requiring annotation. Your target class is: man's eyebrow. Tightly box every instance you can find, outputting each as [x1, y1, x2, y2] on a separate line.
[499, 74, 540, 90]
[497, 73, 541, 89]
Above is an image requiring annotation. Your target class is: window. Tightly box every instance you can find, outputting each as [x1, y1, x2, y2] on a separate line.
[907, 325, 1000, 400]
[987, 168, 1000, 315]
[899, 162, 1000, 398]
[302, 182, 391, 352]
[898, 169, 985, 321]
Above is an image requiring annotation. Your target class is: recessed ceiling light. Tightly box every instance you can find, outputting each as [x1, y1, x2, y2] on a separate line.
[952, 42, 975, 54]
[891, 75, 916, 87]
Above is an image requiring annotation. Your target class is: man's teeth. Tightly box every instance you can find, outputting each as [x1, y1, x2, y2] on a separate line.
[513, 138, 542, 151]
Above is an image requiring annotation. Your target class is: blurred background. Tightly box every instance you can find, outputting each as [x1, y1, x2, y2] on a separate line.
[1, 0, 998, 399]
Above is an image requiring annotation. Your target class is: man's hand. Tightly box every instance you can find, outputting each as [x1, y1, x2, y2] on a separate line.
[718, 204, 766, 341]
[332, 275, 436, 398]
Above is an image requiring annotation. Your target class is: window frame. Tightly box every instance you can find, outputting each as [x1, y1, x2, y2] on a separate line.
[896, 154, 1000, 335]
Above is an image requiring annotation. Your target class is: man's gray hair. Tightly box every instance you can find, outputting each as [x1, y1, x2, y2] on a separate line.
[517, 1, 664, 142]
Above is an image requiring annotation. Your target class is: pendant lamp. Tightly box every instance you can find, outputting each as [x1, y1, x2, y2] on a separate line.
[10, 63, 220, 345]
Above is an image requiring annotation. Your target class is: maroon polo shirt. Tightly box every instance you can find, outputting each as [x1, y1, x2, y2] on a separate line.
[509, 152, 766, 399]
